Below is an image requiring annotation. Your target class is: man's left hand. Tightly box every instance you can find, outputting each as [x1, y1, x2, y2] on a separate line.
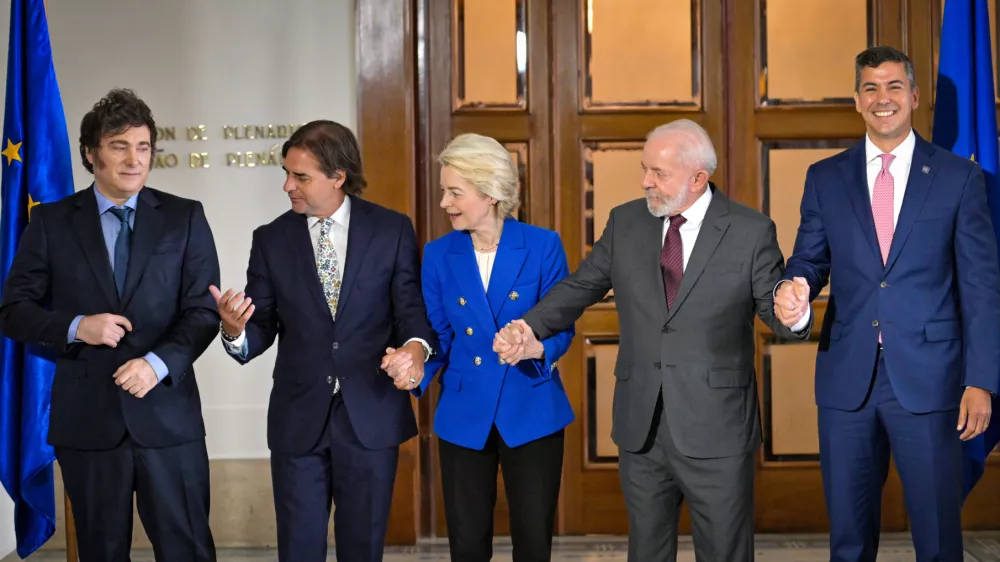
[958, 386, 993, 441]
[381, 341, 425, 391]
[113, 358, 160, 399]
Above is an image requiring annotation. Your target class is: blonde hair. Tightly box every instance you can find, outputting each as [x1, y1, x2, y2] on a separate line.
[437, 133, 520, 218]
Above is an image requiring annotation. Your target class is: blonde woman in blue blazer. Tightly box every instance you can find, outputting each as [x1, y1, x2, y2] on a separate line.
[406, 133, 574, 561]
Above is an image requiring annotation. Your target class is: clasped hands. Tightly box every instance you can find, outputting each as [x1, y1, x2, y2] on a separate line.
[380, 341, 427, 391]
[492, 320, 545, 365]
[774, 277, 810, 328]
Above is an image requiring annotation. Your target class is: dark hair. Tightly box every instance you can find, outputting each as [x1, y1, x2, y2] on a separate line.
[855, 46, 916, 92]
[79, 88, 157, 174]
[282, 120, 367, 197]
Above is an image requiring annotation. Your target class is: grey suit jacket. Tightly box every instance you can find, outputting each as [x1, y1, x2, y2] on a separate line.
[523, 185, 805, 459]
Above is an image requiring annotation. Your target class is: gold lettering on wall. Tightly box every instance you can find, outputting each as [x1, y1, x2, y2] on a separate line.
[187, 125, 208, 141]
[189, 152, 210, 168]
[223, 125, 301, 140]
[226, 144, 283, 168]
[154, 153, 179, 168]
[150, 122, 303, 170]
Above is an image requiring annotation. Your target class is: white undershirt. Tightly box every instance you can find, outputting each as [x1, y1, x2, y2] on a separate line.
[474, 250, 496, 289]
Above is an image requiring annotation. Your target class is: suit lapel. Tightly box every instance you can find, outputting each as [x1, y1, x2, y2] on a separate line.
[486, 219, 528, 321]
[336, 198, 373, 320]
[120, 188, 164, 309]
[840, 144, 883, 266]
[884, 139, 937, 272]
[71, 187, 119, 308]
[666, 187, 730, 323]
[446, 234, 497, 335]
[284, 214, 331, 320]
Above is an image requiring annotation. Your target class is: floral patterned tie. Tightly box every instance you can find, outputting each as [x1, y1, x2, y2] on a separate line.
[316, 218, 341, 320]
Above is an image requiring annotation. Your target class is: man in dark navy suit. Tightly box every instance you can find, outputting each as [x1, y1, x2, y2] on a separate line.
[210, 120, 436, 562]
[0, 88, 220, 560]
[776, 46, 1000, 561]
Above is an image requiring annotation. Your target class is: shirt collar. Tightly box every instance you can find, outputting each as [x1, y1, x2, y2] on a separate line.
[93, 185, 138, 214]
[307, 195, 352, 229]
[674, 185, 713, 226]
[865, 129, 915, 165]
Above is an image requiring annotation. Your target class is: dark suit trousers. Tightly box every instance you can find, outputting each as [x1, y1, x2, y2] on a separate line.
[819, 348, 963, 562]
[619, 395, 754, 562]
[438, 425, 564, 562]
[270, 392, 399, 562]
[56, 436, 215, 562]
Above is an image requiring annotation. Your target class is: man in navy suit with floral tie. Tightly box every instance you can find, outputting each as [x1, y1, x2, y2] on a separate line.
[210, 120, 436, 562]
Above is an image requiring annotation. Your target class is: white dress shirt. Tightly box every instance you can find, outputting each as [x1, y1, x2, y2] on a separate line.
[661, 186, 713, 270]
[865, 129, 914, 228]
[784, 129, 916, 331]
[222, 196, 431, 359]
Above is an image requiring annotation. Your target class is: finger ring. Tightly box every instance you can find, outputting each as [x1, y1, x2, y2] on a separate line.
[409, 378, 416, 384]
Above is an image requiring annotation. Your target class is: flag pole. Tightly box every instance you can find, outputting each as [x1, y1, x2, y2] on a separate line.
[64, 492, 76, 562]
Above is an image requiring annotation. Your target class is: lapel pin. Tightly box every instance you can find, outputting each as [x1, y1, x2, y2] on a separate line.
[922, 166, 930, 174]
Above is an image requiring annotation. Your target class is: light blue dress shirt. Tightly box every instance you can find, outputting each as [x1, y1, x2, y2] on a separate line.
[67, 189, 169, 381]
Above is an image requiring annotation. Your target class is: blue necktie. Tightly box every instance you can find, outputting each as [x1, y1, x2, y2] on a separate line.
[108, 207, 132, 296]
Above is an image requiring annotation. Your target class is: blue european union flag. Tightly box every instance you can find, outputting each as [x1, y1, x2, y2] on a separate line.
[0, 0, 74, 557]
[932, 0, 1000, 503]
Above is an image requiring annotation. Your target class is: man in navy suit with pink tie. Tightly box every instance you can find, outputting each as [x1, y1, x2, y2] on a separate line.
[775, 46, 1000, 561]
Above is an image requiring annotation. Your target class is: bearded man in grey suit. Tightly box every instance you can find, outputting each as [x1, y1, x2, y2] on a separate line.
[495, 119, 809, 561]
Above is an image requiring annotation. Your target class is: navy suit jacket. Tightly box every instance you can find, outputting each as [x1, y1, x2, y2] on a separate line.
[413, 218, 575, 450]
[0, 186, 221, 449]
[230, 197, 437, 454]
[783, 134, 1000, 413]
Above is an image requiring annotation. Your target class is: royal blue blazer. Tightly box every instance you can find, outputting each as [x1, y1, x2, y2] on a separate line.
[413, 218, 575, 450]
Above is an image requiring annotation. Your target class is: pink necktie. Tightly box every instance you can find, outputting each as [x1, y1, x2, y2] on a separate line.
[872, 153, 894, 343]
[872, 153, 895, 265]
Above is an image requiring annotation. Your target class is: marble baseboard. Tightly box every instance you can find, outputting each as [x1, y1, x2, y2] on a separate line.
[9, 533, 1000, 561]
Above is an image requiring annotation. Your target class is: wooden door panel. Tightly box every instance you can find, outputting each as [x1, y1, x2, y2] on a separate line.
[552, 0, 727, 535]
[408, 0, 1000, 540]
[417, 0, 554, 538]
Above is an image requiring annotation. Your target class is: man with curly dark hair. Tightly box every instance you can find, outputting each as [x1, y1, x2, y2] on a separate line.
[0, 88, 221, 560]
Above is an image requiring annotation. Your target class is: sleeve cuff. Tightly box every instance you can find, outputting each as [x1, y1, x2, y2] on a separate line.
[67, 315, 84, 344]
[144, 352, 169, 382]
[790, 306, 812, 334]
[222, 330, 249, 359]
[773, 279, 792, 299]
[405, 337, 433, 361]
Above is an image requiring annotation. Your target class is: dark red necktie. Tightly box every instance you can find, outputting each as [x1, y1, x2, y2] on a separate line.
[661, 214, 687, 310]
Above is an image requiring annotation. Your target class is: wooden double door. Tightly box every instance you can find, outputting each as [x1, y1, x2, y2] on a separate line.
[357, 0, 1000, 543]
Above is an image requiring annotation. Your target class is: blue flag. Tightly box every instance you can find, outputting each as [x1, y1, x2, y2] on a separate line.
[932, 0, 1000, 502]
[0, 0, 74, 557]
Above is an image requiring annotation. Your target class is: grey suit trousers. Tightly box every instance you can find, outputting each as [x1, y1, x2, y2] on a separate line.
[619, 394, 754, 562]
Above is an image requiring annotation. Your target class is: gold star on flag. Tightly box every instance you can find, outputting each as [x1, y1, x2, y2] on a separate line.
[2, 139, 22, 165]
[27, 194, 40, 220]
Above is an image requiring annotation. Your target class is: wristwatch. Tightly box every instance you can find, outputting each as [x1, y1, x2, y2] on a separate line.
[219, 321, 240, 342]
